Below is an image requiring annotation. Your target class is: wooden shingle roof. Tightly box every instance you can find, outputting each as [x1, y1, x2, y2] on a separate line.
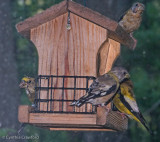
[16, 0, 135, 49]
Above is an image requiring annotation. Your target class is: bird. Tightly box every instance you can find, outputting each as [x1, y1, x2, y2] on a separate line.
[112, 79, 152, 134]
[71, 67, 130, 107]
[118, 2, 145, 50]
[19, 77, 36, 107]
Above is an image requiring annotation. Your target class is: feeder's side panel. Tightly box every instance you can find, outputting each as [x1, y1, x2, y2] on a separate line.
[97, 39, 120, 76]
[96, 39, 120, 111]
[69, 13, 107, 112]
[31, 14, 69, 112]
[30, 13, 107, 112]
[105, 39, 120, 72]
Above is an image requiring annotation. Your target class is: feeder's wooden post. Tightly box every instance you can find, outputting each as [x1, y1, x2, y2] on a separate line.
[96, 38, 128, 131]
[96, 107, 107, 125]
[97, 38, 120, 77]
[18, 105, 30, 123]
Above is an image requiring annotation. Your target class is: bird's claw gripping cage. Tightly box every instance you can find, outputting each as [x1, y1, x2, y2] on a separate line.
[33, 75, 97, 114]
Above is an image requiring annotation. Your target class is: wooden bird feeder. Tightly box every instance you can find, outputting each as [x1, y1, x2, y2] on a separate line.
[16, 0, 135, 131]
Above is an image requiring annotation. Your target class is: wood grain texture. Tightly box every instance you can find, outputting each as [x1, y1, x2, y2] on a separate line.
[96, 38, 120, 76]
[96, 106, 107, 125]
[105, 39, 121, 72]
[17, 2, 127, 131]
[49, 128, 114, 131]
[30, 13, 107, 112]
[29, 113, 96, 125]
[18, 105, 29, 123]
[96, 39, 109, 77]
[16, 0, 67, 39]
[68, 0, 117, 31]
[18, 106, 127, 131]
[108, 25, 135, 49]
[16, 0, 135, 48]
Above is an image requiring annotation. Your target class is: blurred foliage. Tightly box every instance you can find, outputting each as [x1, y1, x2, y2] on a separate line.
[0, 128, 16, 137]
[12, 0, 160, 142]
[120, 0, 160, 141]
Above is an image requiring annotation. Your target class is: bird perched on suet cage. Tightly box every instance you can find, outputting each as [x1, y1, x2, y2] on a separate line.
[71, 67, 130, 107]
[16, 0, 137, 131]
[118, 2, 145, 49]
[19, 77, 35, 107]
[112, 79, 152, 134]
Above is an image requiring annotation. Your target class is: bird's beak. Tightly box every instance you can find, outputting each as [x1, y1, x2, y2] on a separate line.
[19, 82, 26, 88]
[139, 7, 145, 11]
[139, 5, 145, 11]
[132, 6, 137, 13]
[125, 74, 130, 79]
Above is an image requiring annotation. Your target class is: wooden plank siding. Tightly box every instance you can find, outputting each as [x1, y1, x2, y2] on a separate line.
[30, 13, 109, 112]
[16, 0, 135, 48]
[17, 1, 129, 131]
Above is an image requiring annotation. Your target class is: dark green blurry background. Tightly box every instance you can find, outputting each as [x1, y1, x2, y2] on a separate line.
[0, 0, 160, 142]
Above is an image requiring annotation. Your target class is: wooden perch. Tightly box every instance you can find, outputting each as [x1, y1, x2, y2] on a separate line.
[18, 105, 127, 131]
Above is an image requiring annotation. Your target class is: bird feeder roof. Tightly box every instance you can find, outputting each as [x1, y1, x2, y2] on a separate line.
[16, 0, 135, 48]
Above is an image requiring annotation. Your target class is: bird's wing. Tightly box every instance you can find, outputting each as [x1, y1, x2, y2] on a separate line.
[120, 82, 138, 110]
[118, 8, 129, 22]
[119, 83, 152, 133]
[124, 95, 139, 112]
[70, 73, 119, 107]
[118, 12, 125, 22]
[120, 93, 152, 133]
[87, 74, 118, 98]
[120, 82, 140, 112]
[123, 87, 147, 123]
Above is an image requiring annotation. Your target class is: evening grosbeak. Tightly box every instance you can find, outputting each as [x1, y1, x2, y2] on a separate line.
[19, 77, 35, 107]
[71, 67, 130, 107]
[119, 2, 145, 49]
[113, 80, 152, 134]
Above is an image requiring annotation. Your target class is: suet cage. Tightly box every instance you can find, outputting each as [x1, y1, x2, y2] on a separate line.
[33, 75, 96, 114]
[17, 0, 135, 131]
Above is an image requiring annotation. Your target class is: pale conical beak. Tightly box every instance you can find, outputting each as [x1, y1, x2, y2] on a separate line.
[139, 5, 145, 11]
[19, 82, 26, 88]
[125, 74, 130, 79]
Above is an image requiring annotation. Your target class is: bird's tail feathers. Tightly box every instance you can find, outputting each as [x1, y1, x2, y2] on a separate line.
[136, 112, 153, 135]
[141, 121, 153, 135]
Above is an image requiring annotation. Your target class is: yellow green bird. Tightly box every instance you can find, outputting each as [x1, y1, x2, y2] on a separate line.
[71, 67, 130, 107]
[19, 77, 35, 107]
[113, 80, 152, 134]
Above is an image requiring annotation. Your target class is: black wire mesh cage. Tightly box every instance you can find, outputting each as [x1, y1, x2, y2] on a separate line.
[33, 75, 97, 114]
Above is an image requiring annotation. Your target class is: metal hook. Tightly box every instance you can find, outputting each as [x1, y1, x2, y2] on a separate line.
[66, 11, 71, 30]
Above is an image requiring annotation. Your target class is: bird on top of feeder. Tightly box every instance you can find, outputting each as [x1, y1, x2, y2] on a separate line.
[71, 67, 130, 107]
[118, 2, 145, 50]
[19, 77, 35, 107]
[112, 79, 152, 135]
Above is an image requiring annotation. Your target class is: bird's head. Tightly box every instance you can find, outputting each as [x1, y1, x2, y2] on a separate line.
[111, 67, 130, 83]
[131, 2, 145, 15]
[19, 77, 35, 89]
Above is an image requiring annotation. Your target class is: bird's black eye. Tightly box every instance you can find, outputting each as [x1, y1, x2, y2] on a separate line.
[123, 72, 126, 75]
[135, 3, 138, 6]
[28, 80, 31, 83]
